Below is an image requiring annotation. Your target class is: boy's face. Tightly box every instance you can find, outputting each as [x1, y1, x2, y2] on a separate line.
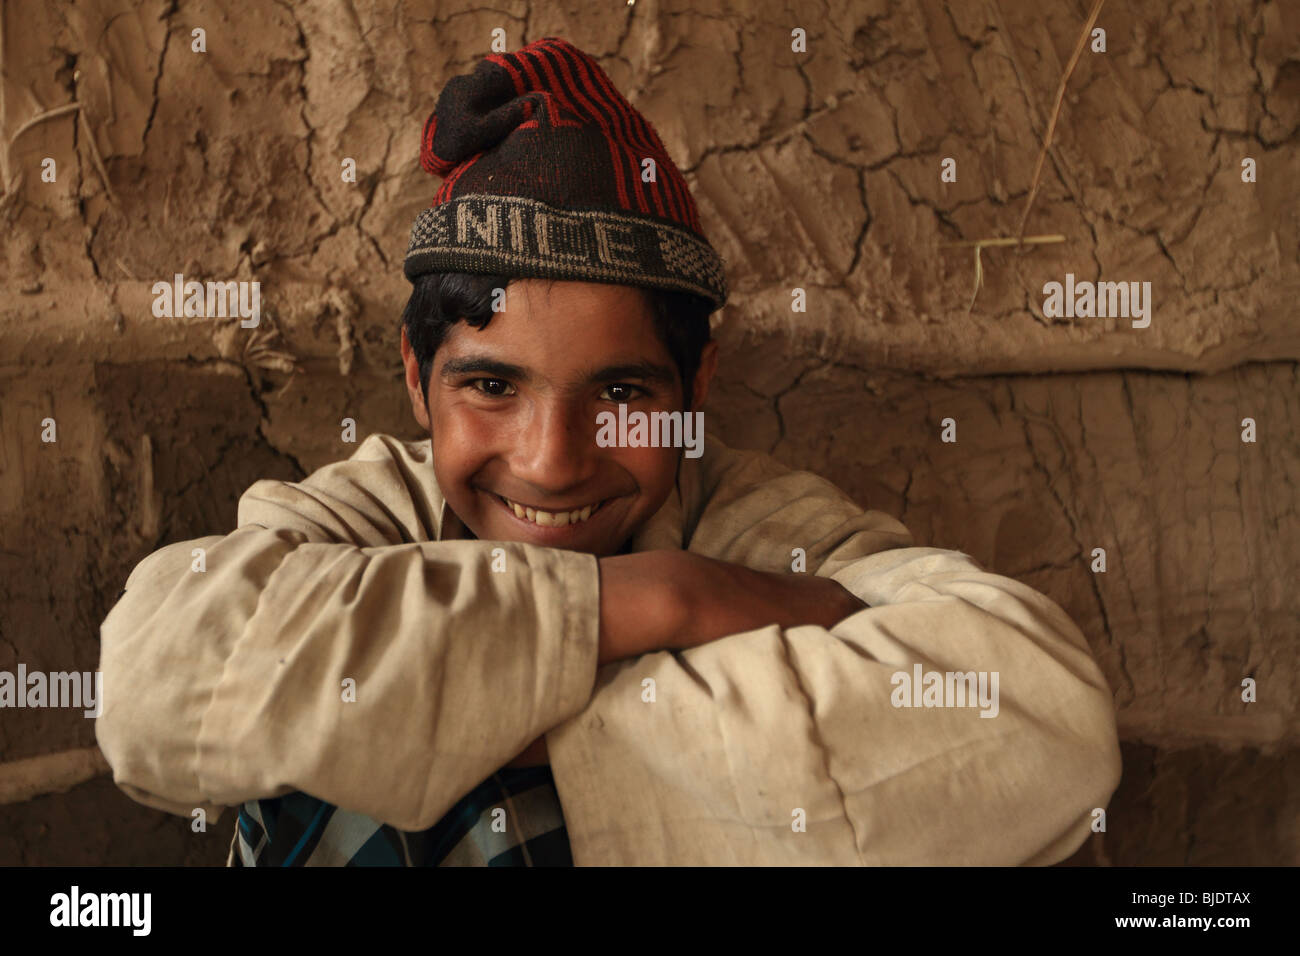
[402, 279, 717, 557]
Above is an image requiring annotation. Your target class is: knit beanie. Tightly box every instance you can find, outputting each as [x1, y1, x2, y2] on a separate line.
[404, 37, 728, 312]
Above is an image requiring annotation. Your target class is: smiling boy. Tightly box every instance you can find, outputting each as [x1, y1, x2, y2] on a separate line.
[96, 37, 1122, 866]
[416, 279, 712, 559]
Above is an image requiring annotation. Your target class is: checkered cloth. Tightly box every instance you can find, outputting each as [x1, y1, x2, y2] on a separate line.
[227, 765, 572, 866]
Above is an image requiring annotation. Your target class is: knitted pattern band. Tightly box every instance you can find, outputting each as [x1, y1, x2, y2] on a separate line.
[404, 36, 728, 312]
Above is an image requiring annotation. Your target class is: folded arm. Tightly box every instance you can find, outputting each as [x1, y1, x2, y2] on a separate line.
[96, 453, 601, 831]
[546, 453, 1123, 865]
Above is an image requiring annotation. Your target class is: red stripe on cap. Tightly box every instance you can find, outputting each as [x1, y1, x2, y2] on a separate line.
[513, 48, 562, 128]
[531, 42, 635, 214]
[539, 39, 662, 220]
[521, 47, 586, 130]
[436, 139, 484, 204]
[420, 113, 441, 175]
[567, 43, 697, 231]
[487, 52, 528, 96]
[607, 85, 695, 230]
[549, 39, 680, 225]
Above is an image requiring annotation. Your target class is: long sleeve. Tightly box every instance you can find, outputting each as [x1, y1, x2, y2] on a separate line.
[95, 436, 600, 830]
[546, 442, 1122, 865]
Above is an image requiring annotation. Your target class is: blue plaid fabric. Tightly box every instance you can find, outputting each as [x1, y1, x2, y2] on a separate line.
[227, 765, 572, 866]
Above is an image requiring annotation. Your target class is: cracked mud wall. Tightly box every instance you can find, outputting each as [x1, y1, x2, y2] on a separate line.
[0, 0, 1296, 865]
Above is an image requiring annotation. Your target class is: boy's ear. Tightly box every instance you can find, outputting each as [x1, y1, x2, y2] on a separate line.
[400, 327, 432, 431]
[690, 340, 720, 412]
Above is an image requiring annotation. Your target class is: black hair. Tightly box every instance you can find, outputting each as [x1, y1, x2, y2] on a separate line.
[401, 272, 714, 409]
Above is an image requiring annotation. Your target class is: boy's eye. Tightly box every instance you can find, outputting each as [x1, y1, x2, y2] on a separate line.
[470, 378, 515, 396]
[600, 383, 645, 403]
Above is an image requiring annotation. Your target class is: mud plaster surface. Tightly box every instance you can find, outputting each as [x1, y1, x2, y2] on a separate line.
[0, 0, 1296, 865]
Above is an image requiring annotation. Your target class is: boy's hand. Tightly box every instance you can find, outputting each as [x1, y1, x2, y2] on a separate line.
[597, 550, 866, 664]
[670, 551, 868, 652]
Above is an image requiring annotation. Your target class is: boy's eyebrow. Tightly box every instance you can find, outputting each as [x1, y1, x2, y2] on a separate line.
[439, 356, 530, 382]
[439, 356, 678, 388]
[585, 361, 677, 386]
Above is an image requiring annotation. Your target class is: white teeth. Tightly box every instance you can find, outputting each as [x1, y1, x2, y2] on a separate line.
[502, 496, 601, 527]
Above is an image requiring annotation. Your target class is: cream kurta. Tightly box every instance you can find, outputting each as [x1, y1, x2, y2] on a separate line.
[95, 432, 1122, 865]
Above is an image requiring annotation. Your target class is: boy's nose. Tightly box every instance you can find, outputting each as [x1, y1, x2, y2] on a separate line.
[509, 400, 601, 495]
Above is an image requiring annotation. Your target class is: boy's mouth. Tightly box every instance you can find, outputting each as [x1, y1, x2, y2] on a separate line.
[496, 493, 609, 528]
